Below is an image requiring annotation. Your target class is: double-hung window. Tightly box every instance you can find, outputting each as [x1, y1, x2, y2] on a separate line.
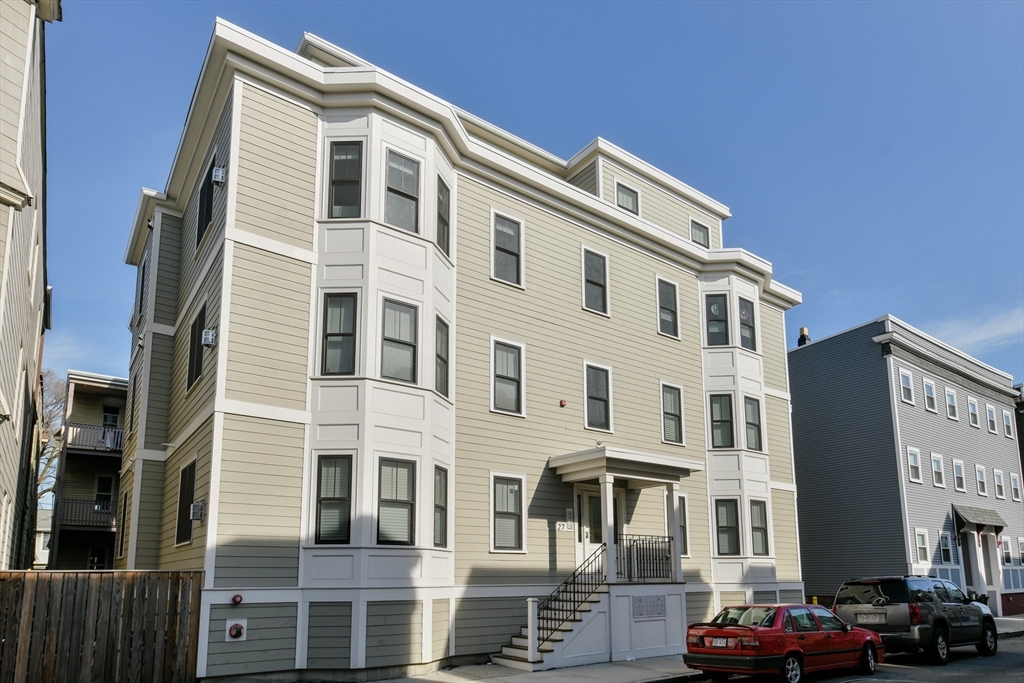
[967, 398, 980, 427]
[705, 295, 729, 346]
[95, 475, 114, 502]
[435, 317, 449, 397]
[136, 260, 146, 323]
[931, 454, 944, 487]
[493, 475, 523, 551]
[197, 158, 215, 248]
[381, 300, 417, 383]
[1019, 538, 1024, 565]
[582, 249, 608, 314]
[939, 534, 952, 563]
[657, 279, 678, 337]
[953, 459, 966, 491]
[316, 455, 352, 544]
[493, 341, 523, 414]
[585, 364, 611, 431]
[493, 213, 522, 286]
[175, 459, 197, 545]
[923, 380, 937, 412]
[744, 397, 762, 451]
[691, 221, 710, 248]
[187, 305, 206, 390]
[976, 465, 987, 495]
[676, 496, 688, 556]
[986, 405, 997, 433]
[329, 141, 362, 218]
[1002, 538, 1012, 565]
[715, 499, 740, 556]
[750, 500, 769, 556]
[915, 530, 929, 563]
[710, 395, 734, 448]
[1003, 410, 1014, 438]
[616, 183, 638, 214]
[1011, 473, 1022, 502]
[994, 470, 1005, 499]
[899, 369, 914, 403]
[434, 466, 448, 548]
[738, 298, 756, 351]
[378, 459, 415, 545]
[322, 294, 356, 375]
[662, 384, 683, 444]
[385, 151, 419, 232]
[907, 447, 922, 483]
[945, 388, 958, 419]
[436, 177, 451, 256]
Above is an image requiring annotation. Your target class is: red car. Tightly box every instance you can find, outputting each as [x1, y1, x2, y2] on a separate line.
[684, 604, 885, 683]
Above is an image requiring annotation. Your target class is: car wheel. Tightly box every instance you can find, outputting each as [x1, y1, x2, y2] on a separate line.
[976, 620, 997, 656]
[928, 627, 949, 665]
[779, 654, 802, 683]
[856, 643, 877, 675]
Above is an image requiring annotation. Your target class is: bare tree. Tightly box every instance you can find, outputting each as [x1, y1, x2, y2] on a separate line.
[37, 369, 66, 505]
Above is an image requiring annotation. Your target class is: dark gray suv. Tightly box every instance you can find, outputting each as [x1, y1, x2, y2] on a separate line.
[833, 576, 997, 664]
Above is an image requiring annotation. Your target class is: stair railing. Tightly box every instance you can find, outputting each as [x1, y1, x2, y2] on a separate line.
[534, 543, 606, 650]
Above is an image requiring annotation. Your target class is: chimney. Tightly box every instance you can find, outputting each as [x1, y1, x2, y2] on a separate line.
[798, 326, 811, 347]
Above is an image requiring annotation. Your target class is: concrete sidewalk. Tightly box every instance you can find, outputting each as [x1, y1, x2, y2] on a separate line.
[383, 656, 698, 683]
[995, 615, 1024, 638]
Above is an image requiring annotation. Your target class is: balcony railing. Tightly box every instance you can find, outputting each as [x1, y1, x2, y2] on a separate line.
[59, 498, 117, 528]
[66, 423, 124, 452]
[615, 534, 673, 583]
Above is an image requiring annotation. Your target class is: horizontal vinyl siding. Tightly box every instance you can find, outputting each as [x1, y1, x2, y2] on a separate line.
[61, 455, 120, 500]
[771, 489, 799, 582]
[154, 213, 181, 326]
[144, 333, 173, 450]
[779, 588, 804, 603]
[207, 603, 297, 677]
[753, 589, 778, 603]
[215, 414, 303, 587]
[681, 473, 712, 582]
[224, 243, 310, 411]
[432, 598, 450, 661]
[365, 600, 422, 668]
[114, 469, 132, 569]
[454, 175, 707, 585]
[566, 160, 598, 195]
[307, 602, 351, 670]
[789, 321, 907, 596]
[626, 487, 665, 536]
[136, 459, 164, 569]
[454, 597, 527, 656]
[890, 318, 1010, 390]
[765, 396, 793, 483]
[159, 416, 212, 569]
[720, 590, 746, 606]
[760, 303, 788, 392]
[236, 82, 317, 249]
[685, 591, 714, 626]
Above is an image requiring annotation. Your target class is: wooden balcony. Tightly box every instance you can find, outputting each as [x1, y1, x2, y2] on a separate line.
[59, 498, 117, 528]
[66, 423, 123, 452]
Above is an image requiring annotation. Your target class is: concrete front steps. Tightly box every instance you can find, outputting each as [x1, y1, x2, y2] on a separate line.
[490, 587, 609, 672]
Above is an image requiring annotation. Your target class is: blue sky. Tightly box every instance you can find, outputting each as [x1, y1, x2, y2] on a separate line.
[43, 1, 1023, 382]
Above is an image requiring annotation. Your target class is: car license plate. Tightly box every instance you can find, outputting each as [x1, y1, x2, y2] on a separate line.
[859, 614, 881, 623]
[712, 637, 728, 647]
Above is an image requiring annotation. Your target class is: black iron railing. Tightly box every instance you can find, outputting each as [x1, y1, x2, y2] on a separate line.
[536, 543, 605, 646]
[616, 534, 672, 582]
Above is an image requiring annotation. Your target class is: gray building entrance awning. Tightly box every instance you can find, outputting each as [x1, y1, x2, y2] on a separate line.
[952, 504, 1007, 533]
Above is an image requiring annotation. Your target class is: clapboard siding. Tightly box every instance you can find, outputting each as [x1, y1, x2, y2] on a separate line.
[788, 320, 907, 596]
[131, 235, 152, 337]
[600, 157, 723, 249]
[779, 588, 804, 603]
[62, 454, 120, 500]
[235, 83, 316, 249]
[890, 318, 1010, 390]
[307, 602, 352, 669]
[454, 175, 708, 584]
[136, 458, 164, 569]
[154, 212, 181, 326]
[720, 590, 746, 606]
[145, 333, 173, 450]
[432, 598, 450, 661]
[224, 243, 310, 410]
[0, 0, 29, 194]
[159, 416, 212, 569]
[566, 160, 598, 195]
[365, 600, 422, 668]
[753, 589, 778, 603]
[685, 591, 714, 626]
[626, 486, 666, 535]
[114, 468, 132, 569]
[207, 603, 297, 677]
[760, 303, 788, 392]
[454, 597, 527, 656]
[214, 414, 303, 587]
[772, 489, 799, 582]
[766, 396, 792, 483]
[681, 473, 712, 582]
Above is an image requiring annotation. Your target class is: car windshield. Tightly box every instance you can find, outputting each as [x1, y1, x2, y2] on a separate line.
[712, 607, 777, 627]
[835, 580, 909, 606]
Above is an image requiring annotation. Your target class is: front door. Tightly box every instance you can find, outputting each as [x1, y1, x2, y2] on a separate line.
[575, 487, 622, 565]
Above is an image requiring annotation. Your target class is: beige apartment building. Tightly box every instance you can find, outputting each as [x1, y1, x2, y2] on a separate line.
[0, 0, 59, 570]
[118, 20, 803, 679]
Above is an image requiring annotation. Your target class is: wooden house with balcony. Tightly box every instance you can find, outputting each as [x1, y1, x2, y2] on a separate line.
[48, 370, 127, 569]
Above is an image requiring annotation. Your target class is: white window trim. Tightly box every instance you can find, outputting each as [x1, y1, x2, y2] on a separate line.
[1003, 410, 1014, 438]
[986, 404, 998, 433]
[689, 217, 711, 249]
[489, 335, 526, 418]
[583, 360, 614, 433]
[952, 458, 967, 492]
[184, 298, 209, 396]
[1001, 536, 1012, 565]
[976, 465, 988, 496]
[899, 369, 914, 404]
[173, 456, 198, 548]
[1018, 537, 1024, 565]
[994, 469, 1005, 499]
[742, 394, 767, 453]
[939, 532, 953, 565]
[489, 206, 526, 290]
[1010, 472, 1022, 502]
[94, 473, 114, 500]
[654, 275, 681, 340]
[315, 289, 360, 379]
[374, 454, 419, 547]
[307, 450, 357, 548]
[923, 379, 938, 413]
[379, 295, 420, 385]
[914, 528, 930, 564]
[748, 496, 774, 558]
[489, 470, 527, 554]
[580, 245, 611, 317]
[907, 447, 922, 484]
[931, 453, 946, 488]
[614, 179, 641, 216]
[944, 387, 958, 420]
[660, 380, 685, 447]
[321, 135, 368, 221]
[194, 146, 218, 257]
[382, 145, 425, 234]
[713, 496, 743, 558]
[967, 397, 980, 428]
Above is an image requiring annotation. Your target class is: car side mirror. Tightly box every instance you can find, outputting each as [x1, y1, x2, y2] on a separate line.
[843, 623, 853, 633]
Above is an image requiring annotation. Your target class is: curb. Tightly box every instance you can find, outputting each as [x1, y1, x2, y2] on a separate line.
[998, 630, 1023, 639]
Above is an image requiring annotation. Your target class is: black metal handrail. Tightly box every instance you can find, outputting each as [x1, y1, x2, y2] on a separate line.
[536, 543, 605, 646]
[616, 534, 672, 583]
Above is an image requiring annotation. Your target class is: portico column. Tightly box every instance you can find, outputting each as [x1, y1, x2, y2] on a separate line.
[668, 482, 683, 583]
[601, 474, 617, 584]
[967, 529, 987, 597]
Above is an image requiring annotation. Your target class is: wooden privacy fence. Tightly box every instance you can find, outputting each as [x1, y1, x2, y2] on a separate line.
[0, 571, 203, 683]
